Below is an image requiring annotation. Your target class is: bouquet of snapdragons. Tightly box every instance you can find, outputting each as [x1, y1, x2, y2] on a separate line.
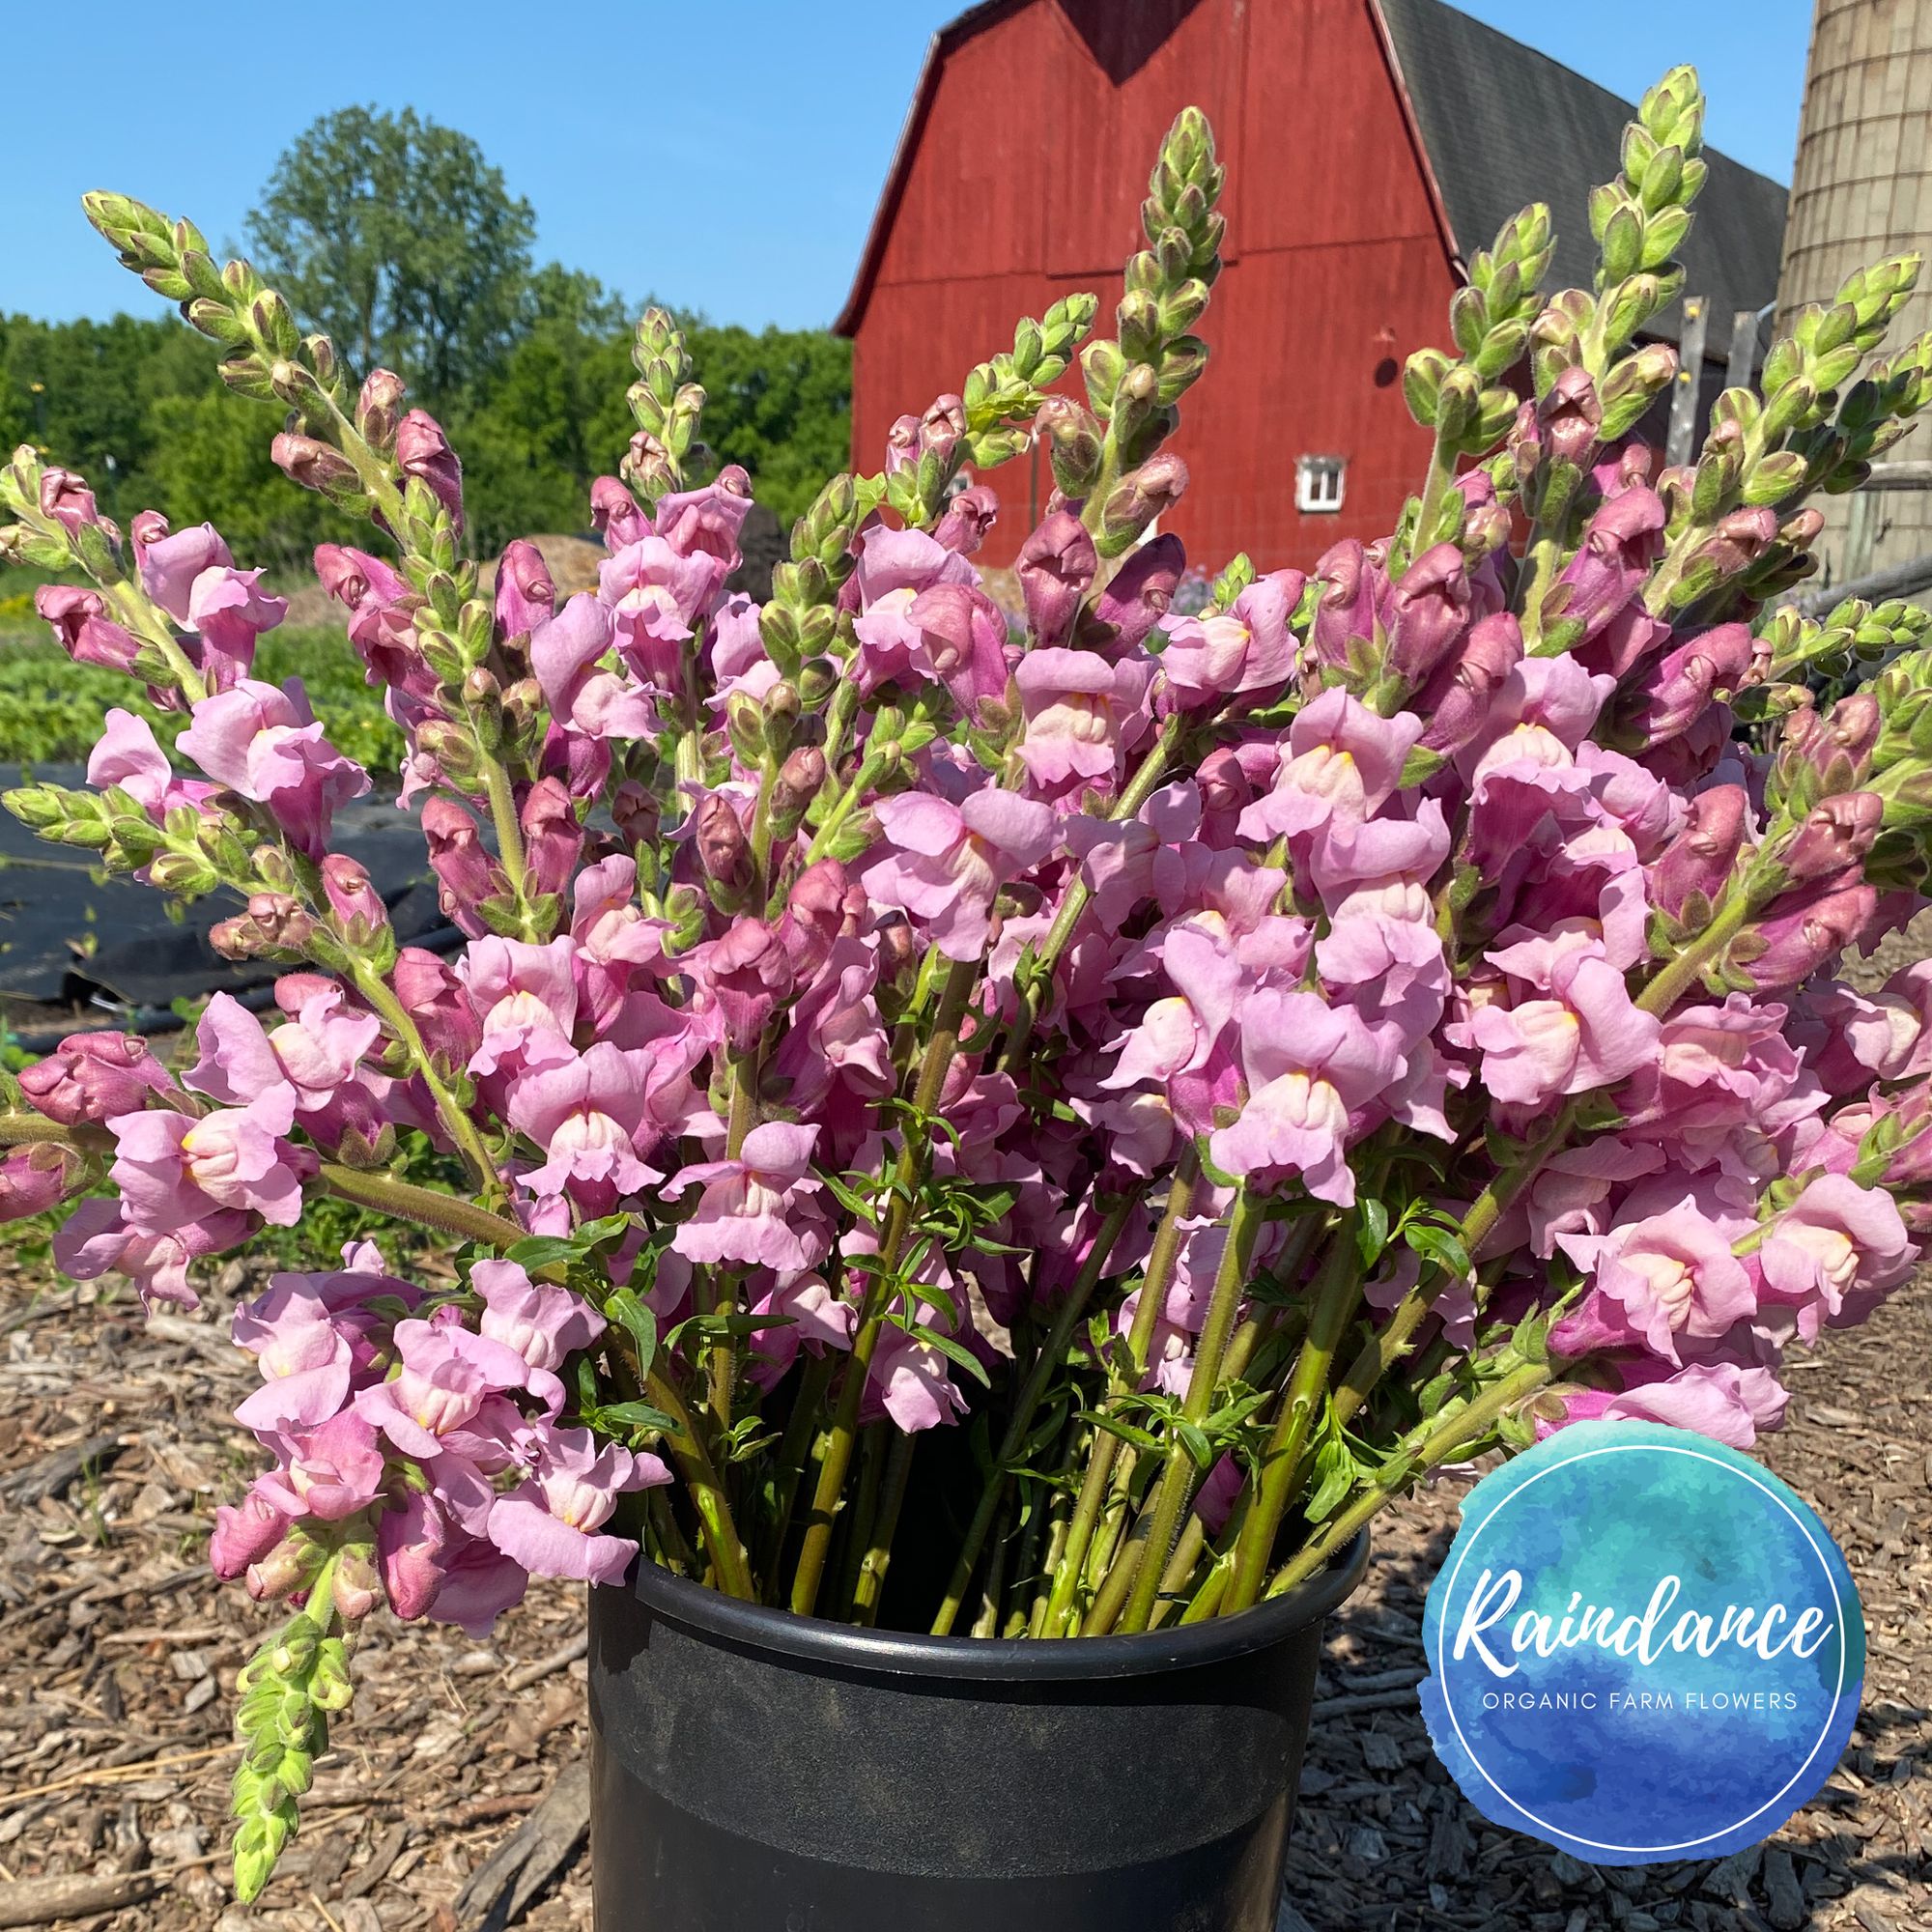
[3, 71, 1930, 1902]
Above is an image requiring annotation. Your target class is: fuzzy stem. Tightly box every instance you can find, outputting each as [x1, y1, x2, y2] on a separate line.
[789, 955, 980, 1615]
[315, 1164, 522, 1248]
[850, 1430, 918, 1627]
[352, 966, 506, 1204]
[641, 1361, 755, 1602]
[754, 1350, 835, 1588]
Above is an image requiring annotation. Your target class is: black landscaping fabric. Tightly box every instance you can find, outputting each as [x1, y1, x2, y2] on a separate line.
[0, 767, 447, 1032]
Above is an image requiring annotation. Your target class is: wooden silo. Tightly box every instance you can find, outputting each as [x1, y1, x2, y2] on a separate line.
[1778, 0, 1932, 588]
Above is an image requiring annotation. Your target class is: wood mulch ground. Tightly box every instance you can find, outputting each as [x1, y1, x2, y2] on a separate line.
[0, 1255, 1923, 1931]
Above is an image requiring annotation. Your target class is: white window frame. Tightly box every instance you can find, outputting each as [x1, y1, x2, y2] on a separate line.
[1296, 454, 1347, 514]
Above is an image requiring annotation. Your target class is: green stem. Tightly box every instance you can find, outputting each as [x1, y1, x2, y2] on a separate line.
[754, 1350, 835, 1588]
[481, 755, 530, 907]
[1041, 1148, 1200, 1635]
[1635, 889, 1751, 1018]
[353, 967, 505, 1204]
[1223, 1202, 1373, 1615]
[1116, 1191, 1263, 1634]
[1264, 1359, 1552, 1601]
[930, 1191, 1137, 1634]
[789, 956, 980, 1615]
[850, 1431, 918, 1627]
[640, 1363, 754, 1602]
[315, 1164, 523, 1248]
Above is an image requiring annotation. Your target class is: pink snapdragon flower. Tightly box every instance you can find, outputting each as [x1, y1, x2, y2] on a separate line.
[257, 1409, 388, 1521]
[1013, 649, 1149, 790]
[1548, 1358, 1787, 1449]
[507, 1041, 666, 1212]
[175, 678, 370, 857]
[53, 1196, 250, 1311]
[1469, 931, 1661, 1111]
[848, 526, 977, 691]
[486, 1424, 667, 1585]
[1553, 1200, 1757, 1363]
[19, 1032, 174, 1125]
[109, 1089, 313, 1231]
[1157, 571, 1302, 709]
[1754, 1174, 1915, 1340]
[859, 788, 1058, 960]
[1210, 989, 1403, 1204]
[530, 594, 659, 740]
[185, 988, 380, 1118]
[1237, 688, 1423, 842]
[666, 1122, 831, 1271]
[38, 584, 139, 671]
[460, 936, 580, 1079]
[86, 709, 216, 822]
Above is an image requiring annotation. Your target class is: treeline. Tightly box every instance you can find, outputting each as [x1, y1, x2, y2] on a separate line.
[1, 108, 851, 579]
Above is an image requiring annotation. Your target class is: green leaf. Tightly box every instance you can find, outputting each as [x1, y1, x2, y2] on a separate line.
[902, 1321, 993, 1389]
[1403, 1221, 1472, 1281]
[587, 1399, 678, 1437]
[604, 1287, 659, 1381]
[1306, 1431, 1358, 1522]
[1355, 1198, 1391, 1269]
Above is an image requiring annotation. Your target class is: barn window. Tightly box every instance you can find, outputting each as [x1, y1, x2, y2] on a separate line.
[1297, 455, 1346, 514]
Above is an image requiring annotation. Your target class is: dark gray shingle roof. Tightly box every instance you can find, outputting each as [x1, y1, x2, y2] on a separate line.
[1378, 0, 1790, 362]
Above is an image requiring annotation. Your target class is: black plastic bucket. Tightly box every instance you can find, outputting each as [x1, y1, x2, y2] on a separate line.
[587, 1530, 1368, 1931]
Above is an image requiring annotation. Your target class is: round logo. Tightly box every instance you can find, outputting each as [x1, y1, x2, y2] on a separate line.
[1419, 1420, 1864, 1865]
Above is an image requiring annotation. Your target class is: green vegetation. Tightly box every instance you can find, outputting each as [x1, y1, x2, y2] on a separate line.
[0, 627, 403, 773]
[0, 108, 851, 578]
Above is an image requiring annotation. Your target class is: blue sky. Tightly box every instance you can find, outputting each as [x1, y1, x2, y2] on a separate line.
[7, 0, 1815, 333]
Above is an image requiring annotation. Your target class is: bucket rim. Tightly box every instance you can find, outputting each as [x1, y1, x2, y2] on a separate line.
[609, 1530, 1369, 1683]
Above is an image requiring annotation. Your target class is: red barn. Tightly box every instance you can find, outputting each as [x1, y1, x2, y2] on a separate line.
[834, 0, 1788, 571]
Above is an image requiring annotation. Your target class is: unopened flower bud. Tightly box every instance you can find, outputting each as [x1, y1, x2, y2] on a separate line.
[1385, 542, 1471, 686]
[1098, 453, 1189, 556]
[932, 484, 999, 556]
[611, 780, 660, 847]
[0, 1143, 86, 1224]
[246, 1537, 313, 1604]
[1646, 783, 1748, 919]
[1414, 611, 1523, 754]
[1775, 791, 1884, 887]
[320, 855, 391, 951]
[884, 413, 922, 476]
[695, 792, 752, 893]
[771, 747, 827, 840]
[1085, 532, 1185, 654]
[271, 434, 359, 497]
[920, 393, 966, 466]
[1742, 881, 1876, 989]
[494, 537, 555, 642]
[394, 411, 464, 531]
[1016, 509, 1097, 647]
[356, 369, 406, 451]
[37, 467, 100, 536]
[1539, 366, 1603, 465]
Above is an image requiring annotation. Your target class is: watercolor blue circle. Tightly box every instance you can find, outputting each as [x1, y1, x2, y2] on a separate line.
[1418, 1420, 1864, 1865]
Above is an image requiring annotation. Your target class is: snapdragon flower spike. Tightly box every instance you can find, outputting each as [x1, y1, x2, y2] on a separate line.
[16, 89, 1932, 1906]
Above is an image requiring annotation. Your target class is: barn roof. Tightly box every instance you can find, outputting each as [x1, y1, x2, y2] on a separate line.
[834, 0, 1790, 363]
[1376, 0, 1788, 361]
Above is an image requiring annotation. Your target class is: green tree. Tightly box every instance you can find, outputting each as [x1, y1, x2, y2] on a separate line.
[245, 106, 536, 400]
[686, 322, 851, 526]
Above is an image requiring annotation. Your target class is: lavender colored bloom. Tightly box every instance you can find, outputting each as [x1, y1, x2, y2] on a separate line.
[666, 1121, 830, 1271]
[176, 678, 370, 858]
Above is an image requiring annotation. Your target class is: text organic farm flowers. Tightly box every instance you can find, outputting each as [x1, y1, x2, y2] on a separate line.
[2, 72, 1930, 1901]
